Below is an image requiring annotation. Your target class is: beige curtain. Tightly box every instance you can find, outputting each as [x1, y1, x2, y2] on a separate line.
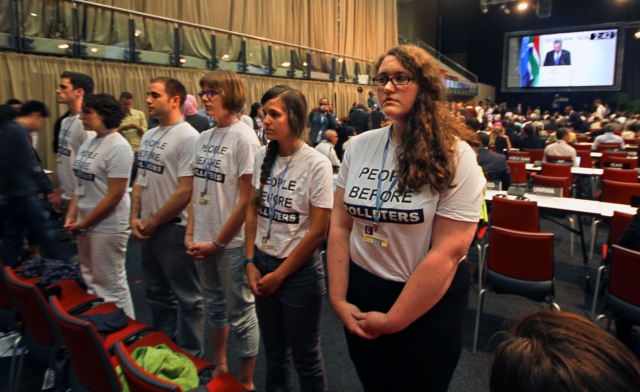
[0, 51, 369, 179]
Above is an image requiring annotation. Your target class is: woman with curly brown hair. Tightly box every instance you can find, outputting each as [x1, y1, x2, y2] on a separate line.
[328, 44, 485, 391]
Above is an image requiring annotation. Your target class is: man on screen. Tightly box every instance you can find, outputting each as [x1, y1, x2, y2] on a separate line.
[543, 40, 571, 66]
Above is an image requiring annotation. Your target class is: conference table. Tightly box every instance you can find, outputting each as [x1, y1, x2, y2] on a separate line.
[485, 190, 637, 291]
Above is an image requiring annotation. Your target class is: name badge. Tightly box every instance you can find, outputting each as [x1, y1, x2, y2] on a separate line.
[260, 236, 277, 251]
[75, 185, 85, 196]
[362, 226, 389, 247]
[137, 173, 149, 187]
[198, 197, 210, 205]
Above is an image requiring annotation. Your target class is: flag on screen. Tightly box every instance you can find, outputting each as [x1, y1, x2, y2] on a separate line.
[519, 36, 540, 87]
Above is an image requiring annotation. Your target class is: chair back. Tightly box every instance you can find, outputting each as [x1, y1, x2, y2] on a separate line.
[488, 227, 554, 281]
[114, 341, 181, 392]
[608, 211, 635, 248]
[49, 296, 122, 392]
[607, 245, 640, 324]
[573, 143, 591, 150]
[523, 148, 544, 162]
[576, 135, 590, 143]
[507, 151, 530, 162]
[506, 161, 527, 184]
[601, 180, 640, 205]
[602, 168, 638, 184]
[597, 143, 625, 152]
[546, 154, 573, 163]
[576, 150, 593, 168]
[2, 267, 59, 346]
[540, 162, 571, 178]
[623, 138, 638, 146]
[600, 151, 629, 168]
[490, 196, 540, 232]
[531, 175, 569, 197]
[607, 156, 638, 170]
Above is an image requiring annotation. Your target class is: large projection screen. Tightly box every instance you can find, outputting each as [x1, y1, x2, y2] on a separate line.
[503, 24, 623, 92]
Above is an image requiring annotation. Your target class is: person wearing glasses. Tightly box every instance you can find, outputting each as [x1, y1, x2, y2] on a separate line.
[184, 70, 260, 390]
[328, 45, 485, 391]
[245, 85, 333, 392]
[64, 94, 136, 317]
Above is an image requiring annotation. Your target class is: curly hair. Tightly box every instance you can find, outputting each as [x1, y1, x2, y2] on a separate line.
[251, 85, 307, 207]
[375, 45, 479, 193]
[82, 93, 125, 130]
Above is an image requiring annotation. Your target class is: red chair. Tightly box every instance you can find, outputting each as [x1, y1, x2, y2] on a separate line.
[490, 196, 540, 232]
[576, 135, 590, 143]
[600, 151, 629, 168]
[507, 151, 530, 162]
[607, 156, 638, 170]
[523, 148, 544, 162]
[623, 138, 638, 146]
[546, 154, 573, 164]
[573, 143, 592, 151]
[540, 163, 573, 196]
[601, 168, 638, 184]
[576, 150, 594, 168]
[590, 211, 635, 319]
[596, 143, 624, 152]
[532, 175, 569, 197]
[601, 180, 640, 205]
[49, 295, 216, 392]
[114, 341, 247, 392]
[506, 161, 527, 187]
[594, 245, 640, 329]
[473, 227, 557, 353]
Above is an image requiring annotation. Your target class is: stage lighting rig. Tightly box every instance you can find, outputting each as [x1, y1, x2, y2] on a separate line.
[479, 0, 552, 18]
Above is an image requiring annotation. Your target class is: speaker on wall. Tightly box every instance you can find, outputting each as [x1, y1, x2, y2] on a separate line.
[537, 0, 552, 18]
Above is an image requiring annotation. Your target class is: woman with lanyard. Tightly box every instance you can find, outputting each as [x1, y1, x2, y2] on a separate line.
[249, 102, 267, 146]
[64, 93, 136, 317]
[184, 70, 260, 390]
[245, 85, 333, 392]
[328, 45, 485, 391]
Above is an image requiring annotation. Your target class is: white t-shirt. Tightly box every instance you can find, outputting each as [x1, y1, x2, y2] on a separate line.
[252, 143, 334, 258]
[57, 114, 95, 200]
[337, 127, 485, 282]
[315, 140, 341, 167]
[137, 121, 199, 226]
[191, 122, 260, 248]
[73, 132, 133, 233]
[240, 115, 254, 129]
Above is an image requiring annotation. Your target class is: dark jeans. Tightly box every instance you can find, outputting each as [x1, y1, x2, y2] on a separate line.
[0, 195, 60, 267]
[345, 261, 470, 392]
[254, 248, 328, 392]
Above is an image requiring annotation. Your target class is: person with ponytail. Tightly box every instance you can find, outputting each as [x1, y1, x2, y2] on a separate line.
[328, 44, 485, 391]
[245, 85, 333, 392]
[184, 70, 260, 390]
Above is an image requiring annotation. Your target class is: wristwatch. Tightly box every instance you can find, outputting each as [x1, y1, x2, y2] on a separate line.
[243, 258, 256, 267]
[213, 240, 225, 250]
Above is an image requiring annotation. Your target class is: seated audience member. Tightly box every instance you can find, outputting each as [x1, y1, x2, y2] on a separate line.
[349, 102, 370, 135]
[592, 123, 625, 151]
[590, 116, 603, 130]
[341, 127, 357, 153]
[490, 126, 510, 154]
[622, 122, 639, 140]
[490, 311, 640, 392]
[590, 119, 609, 141]
[548, 128, 577, 144]
[182, 94, 210, 133]
[465, 117, 481, 132]
[519, 124, 545, 150]
[545, 116, 559, 132]
[315, 129, 341, 167]
[503, 120, 521, 149]
[544, 128, 577, 166]
[477, 132, 511, 189]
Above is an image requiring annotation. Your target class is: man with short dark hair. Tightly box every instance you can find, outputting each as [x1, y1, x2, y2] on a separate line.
[476, 132, 511, 189]
[55, 71, 96, 209]
[0, 101, 62, 266]
[544, 128, 577, 166]
[130, 76, 204, 356]
[117, 91, 148, 152]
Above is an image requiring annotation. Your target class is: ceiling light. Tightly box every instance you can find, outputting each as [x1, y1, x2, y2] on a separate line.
[179, 58, 186, 64]
[90, 47, 98, 52]
[517, 2, 528, 10]
[303, 61, 308, 66]
[500, 5, 511, 14]
[57, 43, 69, 50]
[338, 58, 344, 63]
[222, 54, 230, 59]
[134, 29, 141, 37]
[281, 61, 291, 67]
[480, 4, 488, 13]
[635, 30, 640, 39]
[30, 12, 37, 16]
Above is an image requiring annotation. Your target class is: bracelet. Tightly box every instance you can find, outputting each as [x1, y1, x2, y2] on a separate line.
[213, 240, 225, 250]
[243, 258, 256, 267]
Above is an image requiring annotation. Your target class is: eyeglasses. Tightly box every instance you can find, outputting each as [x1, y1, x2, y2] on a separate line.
[198, 90, 220, 99]
[372, 75, 414, 86]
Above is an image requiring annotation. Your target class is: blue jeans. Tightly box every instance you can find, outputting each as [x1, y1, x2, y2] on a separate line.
[254, 248, 328, 392]
[140, 223, 205, 357]
[200, 245, 259, 357]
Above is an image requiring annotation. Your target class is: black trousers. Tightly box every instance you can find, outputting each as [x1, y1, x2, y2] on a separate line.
[345, 261, 470, 392]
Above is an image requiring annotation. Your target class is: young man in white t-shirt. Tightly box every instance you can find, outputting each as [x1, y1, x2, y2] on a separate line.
[54, 71, 96, 207]
[130, 77, 204, 356]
